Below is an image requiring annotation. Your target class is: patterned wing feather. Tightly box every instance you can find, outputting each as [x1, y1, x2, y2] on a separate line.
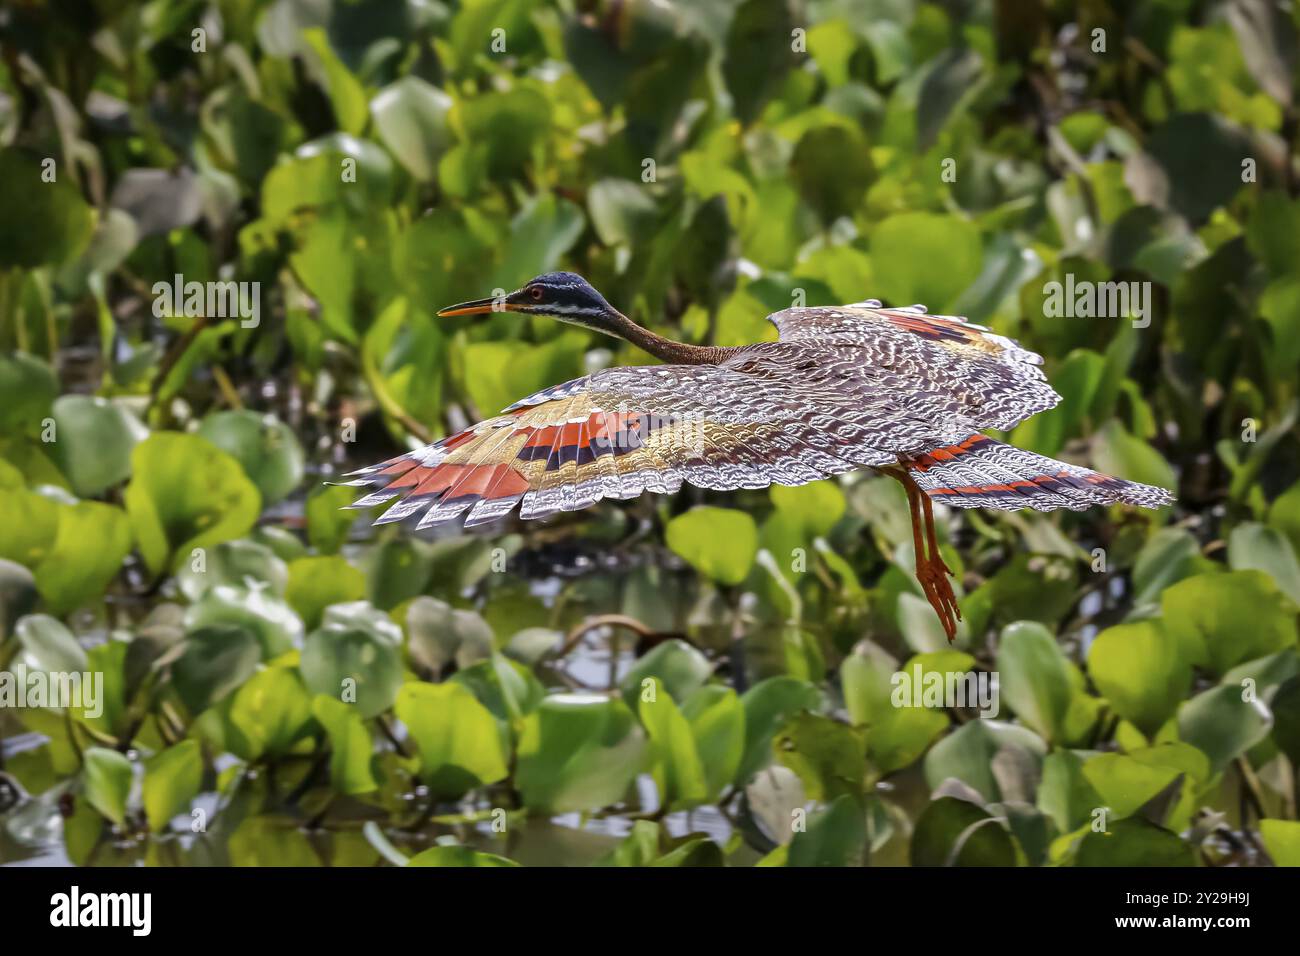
[765, 303, 1059, 430]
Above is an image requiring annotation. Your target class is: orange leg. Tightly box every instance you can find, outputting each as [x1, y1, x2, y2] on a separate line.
[893, 469, 961, 643]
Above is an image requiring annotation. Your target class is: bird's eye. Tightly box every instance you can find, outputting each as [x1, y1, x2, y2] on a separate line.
[529, 286, 543, 301]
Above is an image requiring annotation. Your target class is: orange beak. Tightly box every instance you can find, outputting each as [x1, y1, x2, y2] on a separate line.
[437, 296, 514, 317]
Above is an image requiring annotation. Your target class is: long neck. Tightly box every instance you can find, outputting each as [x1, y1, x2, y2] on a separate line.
[602, 310, 731, 365]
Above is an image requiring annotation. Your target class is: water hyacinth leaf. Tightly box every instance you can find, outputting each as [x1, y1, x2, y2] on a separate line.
[0, 559, 38, 640]
[1228, 522, 1300, 605]
[0, 353, 59, 434]
[774, 712, 867, 801]
[82, 747, 134, 827]
[596, 820, 663, 867]
[1273, 676, 1300, 765]
[183, 584, 304, 659]
[370, 76, 454, 181]
[0, 150, 95, 267]
[869, 212, 982, 311]
[1260, 819, 1300, 867]
[640, 680, 710, 810]
[305, 483, 358, 555]
[995, 621, 1073, 743]
[33, 500, 133, 615]
[198, 411, 305, 507]
[665, 506, 758, 585]
[620, 639, 712, 712]
[1177, 684, 1273, 774]
[142, 739, 202, 831]
[910, 796, 1015, 867]
[312, 695, 378, 795]
[47, 395, 147, 497]
[406, 846, 520, 867]
[169, 625, 262, 715]
[1161, 570, 1297, 675]
[124, 432, 261, 576]
[226, 666, 316, 761]
[786, 793, 867, 867]
[735, 676, 821, 785]
[285, 555, 367, 630]
[769, 480, 846, 537]
[515, 694, 645, 814]
[924, 720, 1047, 804]
[1080, 752, 1182, 819]
[840, 644, 951, 773]
[588, 178, 660, 247]
[300, 614, 403, 719]
[650, 837, 724, 867]
[1088, 619, 1191, 736]
[723, 0, 795, 124]
[14, 613, 87, 674]
[1037, 750, 1104, 833]
[228, 816, 320, 867]
[451, 654, 545, 726]
[1073, 817, 1196, 866]
[177, 539, 289, 602]
[301, 29, 369, 136]
[681, 685, 745, 799]
[395, 681, 509, 797]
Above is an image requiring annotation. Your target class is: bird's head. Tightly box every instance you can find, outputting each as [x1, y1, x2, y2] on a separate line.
[437, 272, 621, 332]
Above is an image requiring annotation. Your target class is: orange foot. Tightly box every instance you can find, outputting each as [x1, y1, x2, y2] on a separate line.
[916, 556, 962, 644]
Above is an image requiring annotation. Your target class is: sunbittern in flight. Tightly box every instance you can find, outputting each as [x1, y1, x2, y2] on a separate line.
[342, 272, 1174, 642]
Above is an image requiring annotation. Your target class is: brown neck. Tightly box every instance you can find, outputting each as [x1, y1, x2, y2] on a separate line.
[604, 311, 730, 365]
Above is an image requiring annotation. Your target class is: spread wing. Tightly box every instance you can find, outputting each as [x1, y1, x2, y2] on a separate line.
[765, 303, 1060, 431]
[341, 362, 971, 529]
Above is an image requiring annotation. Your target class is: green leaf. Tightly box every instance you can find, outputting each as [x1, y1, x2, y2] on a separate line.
[1162, 570, 1297, 675]
[14, 613, 87, 673]
[285, 555, 366, 630]
[735, 676, 821, 784]
[911, 797, 1016, 867]
[311, 695, 378, 795]
[620, 639, 712, 711]
[226, 666, 316, 761]
[841, 644, 950, 773]
[0, 150, 95, 267]
[640, 680, 710, 810]
[302, 29, 369, 136]
[787, 794, 868, 866]
[1260, 819, 1300, 866]
[183, 583, 304, 660]
[1091, 419, 1177, 495]
[394, 681, 509, 797]
[124, 432, 261, 576]
[869, 212, 982, 310]
[770, 481, 846, 537]
[995, 621, 1074, 743]
[515, 694, 645, 813]
[406, 845, 520, 867]
[1177, 684, 1273, 773]
[681, 685, 745, 800]
[47, 395, 147, 497]
[82, 746, 133, 827]
[34, 499, 133, 615]
[774, 712, 867, 801]
[198, 411, 304, 507]
[1081, 752, 1181, 819]
[723, 0, 795, 124]
[176, 538, 289, 602]
[142, 740, 202, 831]
[371, 77, 454, 181]
[1088, 619, 1191, 735]
[665, 507, 758, 585]
[924, 720, 1046, 803]
[305, 483, 358, 555]
[1228, 522, 1300, 605]
[170, 625, 262, 715]
[1073, 817, 1196, 866]
[300, 609, 403, 719]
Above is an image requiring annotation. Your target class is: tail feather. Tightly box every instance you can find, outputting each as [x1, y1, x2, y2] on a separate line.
[905, 435, 1174, 512]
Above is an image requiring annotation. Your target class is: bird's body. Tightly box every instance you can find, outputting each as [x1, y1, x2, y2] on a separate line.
[342, 273, 1173, 640]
